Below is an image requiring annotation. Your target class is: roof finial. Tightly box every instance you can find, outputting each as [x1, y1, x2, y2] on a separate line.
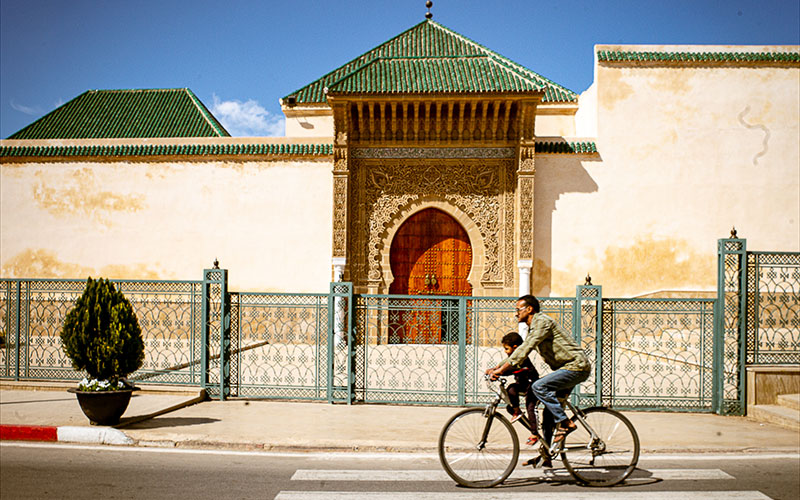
[425, 1, 433, 19]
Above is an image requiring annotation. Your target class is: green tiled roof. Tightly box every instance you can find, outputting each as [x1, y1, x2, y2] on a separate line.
[598, 50, 800, 63]
[0, 143, 332, 158]
[7, 88, 230, 139]
[285, 20, 577, 103]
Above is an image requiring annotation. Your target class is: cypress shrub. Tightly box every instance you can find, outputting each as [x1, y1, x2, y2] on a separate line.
[61, 277, 144, 388]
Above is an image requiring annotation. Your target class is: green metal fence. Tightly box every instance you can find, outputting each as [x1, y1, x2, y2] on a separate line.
[745, 252, 800, 365]
[0, 278, 204, 385]
[2, 234, 797, 415]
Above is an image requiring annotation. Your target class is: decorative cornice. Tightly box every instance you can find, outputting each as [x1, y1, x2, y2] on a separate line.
[0, 143, 333, 159]
[351, 147, 515, 159]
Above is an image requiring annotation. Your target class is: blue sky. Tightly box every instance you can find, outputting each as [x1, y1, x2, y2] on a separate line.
[1, 0, 798, 138]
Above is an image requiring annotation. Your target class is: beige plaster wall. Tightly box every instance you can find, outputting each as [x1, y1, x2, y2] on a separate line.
[1, 155, 333, 293]
[532, 45, 799, 297]
[534, 104, 578, 137]
[283, 106, 334, 138]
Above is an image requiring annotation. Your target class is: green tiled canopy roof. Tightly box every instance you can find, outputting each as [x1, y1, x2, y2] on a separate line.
[284, 20, 577, 103]
[8, 88, 230, 139]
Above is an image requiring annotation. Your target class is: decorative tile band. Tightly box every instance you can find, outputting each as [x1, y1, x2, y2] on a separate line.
[351, 147, 515, 159]
[0, 143, 334, 159]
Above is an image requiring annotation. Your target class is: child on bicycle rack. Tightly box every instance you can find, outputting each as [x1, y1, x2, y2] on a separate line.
[498, 332, 538, 429]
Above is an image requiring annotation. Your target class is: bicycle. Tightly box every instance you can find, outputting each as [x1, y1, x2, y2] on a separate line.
[437, 375, 640, 488]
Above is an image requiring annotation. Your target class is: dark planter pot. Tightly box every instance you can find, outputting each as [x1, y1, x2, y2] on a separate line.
[68, 388, 136, 426]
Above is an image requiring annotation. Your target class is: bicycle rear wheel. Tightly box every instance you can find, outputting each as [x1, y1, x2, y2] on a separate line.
[438, 407, 519, 488]
[560, 406, 639, 486]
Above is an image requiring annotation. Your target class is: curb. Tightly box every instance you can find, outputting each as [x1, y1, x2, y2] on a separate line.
[1, 425, 133, 445]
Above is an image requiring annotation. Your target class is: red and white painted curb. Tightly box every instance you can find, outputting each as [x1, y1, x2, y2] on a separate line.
[0, 425, 133, 445]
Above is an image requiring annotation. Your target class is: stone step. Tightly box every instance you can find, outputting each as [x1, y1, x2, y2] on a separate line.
[777, 393, 800, 411]
[749, 403, 800, 431]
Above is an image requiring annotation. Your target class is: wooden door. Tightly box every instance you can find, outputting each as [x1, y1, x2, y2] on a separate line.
[389, 208, 472, 343]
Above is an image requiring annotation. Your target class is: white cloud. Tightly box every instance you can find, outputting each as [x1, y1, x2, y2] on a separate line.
[211, 95, 285, 137]
[10, 100, 42, 116]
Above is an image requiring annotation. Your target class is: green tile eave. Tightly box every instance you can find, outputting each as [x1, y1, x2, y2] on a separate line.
[7, 88, 230, 140]
[0, 143, 334, 158]
[597, 50, 800, 63]
[1, 141, 598, 158]
[283, 19, 578, 104]
[536, 141, 598, 154]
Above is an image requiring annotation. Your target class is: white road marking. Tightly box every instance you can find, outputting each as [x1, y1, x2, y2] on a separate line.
[274, 491, 772, 500]
[291, 468, 733, 481]
[1, 442, 797, 462]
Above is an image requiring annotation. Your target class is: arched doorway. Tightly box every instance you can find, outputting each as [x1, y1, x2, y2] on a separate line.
[389, 208, 473, 296]
[388, 208, 472, 343]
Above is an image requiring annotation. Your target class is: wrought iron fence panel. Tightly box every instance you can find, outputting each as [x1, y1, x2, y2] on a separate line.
[0, 279, 203, 385]
[353, 295, 462, 404]
[746, 252, 800, 365]
[603, 298, 716, 411]
[464, 297, 520, 404]
[116, 280, 204, 386]
[0, 281, 9, 378]
[229, 292, 329, 400]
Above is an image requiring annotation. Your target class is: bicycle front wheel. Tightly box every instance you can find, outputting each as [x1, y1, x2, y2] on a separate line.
[438, 407, 519, 488]
[560, 407, 639, 486]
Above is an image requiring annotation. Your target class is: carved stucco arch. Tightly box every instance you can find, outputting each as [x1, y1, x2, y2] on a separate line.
[377, 198, 487, 294]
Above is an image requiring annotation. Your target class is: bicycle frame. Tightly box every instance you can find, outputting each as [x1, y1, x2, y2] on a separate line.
[487, 376, 602, 459]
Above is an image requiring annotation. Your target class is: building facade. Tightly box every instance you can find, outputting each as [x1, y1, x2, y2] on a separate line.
[1, 21, 798, 298]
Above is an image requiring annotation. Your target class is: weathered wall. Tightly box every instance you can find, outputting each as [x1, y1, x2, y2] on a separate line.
[532, 45, 799, 297]
[1, 151, 333, 292]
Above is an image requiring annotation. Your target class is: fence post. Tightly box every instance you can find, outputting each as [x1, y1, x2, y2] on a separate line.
[715, 229, 747, 415]
[13, 281, 22, 381]
[328, 281, 354, 404]
[457, 297, 467, 406]
[576, 276, 602, 407]
[202, 265, 229, 401]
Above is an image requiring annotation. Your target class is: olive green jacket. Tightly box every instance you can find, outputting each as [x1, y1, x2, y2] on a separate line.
[503, 312, 590, 373]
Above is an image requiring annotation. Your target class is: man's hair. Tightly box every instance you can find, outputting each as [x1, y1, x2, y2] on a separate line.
[501, 331, 524, 347]
[518, 294, 540, 313]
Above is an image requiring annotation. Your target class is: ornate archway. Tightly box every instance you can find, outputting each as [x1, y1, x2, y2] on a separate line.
[389, 208, 472, 296]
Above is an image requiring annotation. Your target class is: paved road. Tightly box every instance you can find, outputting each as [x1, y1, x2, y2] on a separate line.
[2, 443, 798, 499]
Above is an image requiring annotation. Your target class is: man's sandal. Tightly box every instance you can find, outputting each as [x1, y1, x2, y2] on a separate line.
[552, 420, 577, 444]
[526, 434, 540, 446]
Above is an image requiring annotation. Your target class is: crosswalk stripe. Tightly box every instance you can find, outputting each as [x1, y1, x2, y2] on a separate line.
[275, 491, 771, 500]
[291, 468, 734, 481]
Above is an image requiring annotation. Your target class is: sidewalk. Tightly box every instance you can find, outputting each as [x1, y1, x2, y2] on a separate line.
[2, 382, 799, 454]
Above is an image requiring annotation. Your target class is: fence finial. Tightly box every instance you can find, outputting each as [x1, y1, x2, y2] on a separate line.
[730, 227, 738, 238]
[213, 258, 220, 269]
[585, 273, 593, 286]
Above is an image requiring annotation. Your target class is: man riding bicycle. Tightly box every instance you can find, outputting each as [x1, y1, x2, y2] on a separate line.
[486, 294, 591, 446]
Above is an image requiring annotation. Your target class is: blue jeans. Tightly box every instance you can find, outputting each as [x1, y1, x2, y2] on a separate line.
[531, 369, 590, 423]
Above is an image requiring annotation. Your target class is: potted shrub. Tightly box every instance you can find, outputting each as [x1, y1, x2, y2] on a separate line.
[61, 277, 145, 425]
